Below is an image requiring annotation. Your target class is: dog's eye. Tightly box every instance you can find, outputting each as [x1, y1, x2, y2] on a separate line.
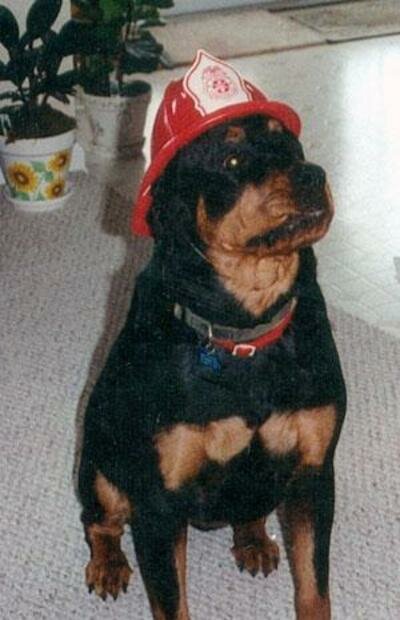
[224, 154, 244, 171]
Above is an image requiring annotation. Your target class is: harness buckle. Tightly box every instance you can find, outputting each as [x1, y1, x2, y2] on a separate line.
[232, 343, 257, 358]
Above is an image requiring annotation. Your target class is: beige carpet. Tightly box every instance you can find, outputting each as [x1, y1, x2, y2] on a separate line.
[0, 171, 399, 618]
[289, 0, 400, 42]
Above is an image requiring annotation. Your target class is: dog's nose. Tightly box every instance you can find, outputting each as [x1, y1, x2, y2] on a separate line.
[291, 163, 326, 191]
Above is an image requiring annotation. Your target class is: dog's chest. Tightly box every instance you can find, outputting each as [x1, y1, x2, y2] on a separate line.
[154, 405, 336, 496]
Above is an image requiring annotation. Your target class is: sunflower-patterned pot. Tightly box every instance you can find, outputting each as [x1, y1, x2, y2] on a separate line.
[0, 129, 75, 211]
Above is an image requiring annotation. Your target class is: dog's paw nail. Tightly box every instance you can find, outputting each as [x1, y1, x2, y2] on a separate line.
[122, 583, 128, 593]
[88, 585, 94, 594]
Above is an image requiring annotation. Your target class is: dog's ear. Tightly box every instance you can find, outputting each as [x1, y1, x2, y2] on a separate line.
[147, 157, 199, 241]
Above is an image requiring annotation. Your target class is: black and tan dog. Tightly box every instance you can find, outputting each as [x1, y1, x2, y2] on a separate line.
[78, 88, 346, 619]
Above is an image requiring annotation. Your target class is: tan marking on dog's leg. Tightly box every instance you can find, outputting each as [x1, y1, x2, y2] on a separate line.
[285, 508, 331, 620]
[95, 472, 132, 522]
[85, 473, 133, 600]
[155, 425, 206, 491]
[297, 406, 337, 467]
[155, 417, 254, 491]
[232, 517, 280, 577]
[146, 527, 190, 620]
[175, 527, 190, 619]
[258, 406, 337, 466]
[204, 417, 254, 464]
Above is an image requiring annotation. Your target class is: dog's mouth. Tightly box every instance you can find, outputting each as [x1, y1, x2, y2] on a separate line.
[246, 206, 329, 249]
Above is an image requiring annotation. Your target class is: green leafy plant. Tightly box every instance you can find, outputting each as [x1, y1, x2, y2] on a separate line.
[0, 0, 98, 139]
[74, 0, 174, 97]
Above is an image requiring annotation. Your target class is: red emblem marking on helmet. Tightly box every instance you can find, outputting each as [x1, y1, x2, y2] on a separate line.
[202, 66, 239, 99]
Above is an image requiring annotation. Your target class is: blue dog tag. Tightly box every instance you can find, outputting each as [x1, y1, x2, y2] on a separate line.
[198, 345, 221, 373]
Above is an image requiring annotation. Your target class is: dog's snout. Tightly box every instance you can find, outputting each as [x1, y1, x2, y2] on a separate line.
[291, 163, 326, 192]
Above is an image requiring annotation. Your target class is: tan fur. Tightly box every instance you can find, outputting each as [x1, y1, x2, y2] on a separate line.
[198, 174, 298, 251]
[290, 518, 331, 620]
[225, 125, 246, 143]
[207, 246, 299, 316]
[204, 417, 254, 464]
[283, 505, 331, 620]
[174, 528, 190, 620]
[155, 425, 207, 492]
[196, 170, 334, 316]
[266, 118, 283, 132]
[232, 517, 280, 577]
[95, 472, 132, 525]
[155, 417, 254, 491]
[85, 473, 133, 599]
[258, 406, 337, 467]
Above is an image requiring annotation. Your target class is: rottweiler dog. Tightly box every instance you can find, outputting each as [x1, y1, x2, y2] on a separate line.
[78, 113, 346, 620]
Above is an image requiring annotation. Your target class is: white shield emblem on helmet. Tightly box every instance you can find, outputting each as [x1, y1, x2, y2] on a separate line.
[183, 49, 252, 116]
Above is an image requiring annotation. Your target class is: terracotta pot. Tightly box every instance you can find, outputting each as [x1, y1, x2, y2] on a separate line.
[75, 86, 152, 160]
[0, 128, 75, 211]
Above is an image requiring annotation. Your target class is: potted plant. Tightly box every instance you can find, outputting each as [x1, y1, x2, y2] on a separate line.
[73, 0, 174, 161]
[0, 0, 90, 211]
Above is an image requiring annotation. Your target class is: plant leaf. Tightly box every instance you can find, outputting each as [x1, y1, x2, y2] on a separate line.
[99, 0, 128, 23]
[0, 5, 20, 53]
[72, 0, 101, 21]
[121, 40, 161, 75]
[37, 31, 62, 76]
[48, 90, 70, 104]
[139, 18, 165, 28]
[56, 20, 118, 56]
[16, 191, 30, 201]
[149, 0, 175, 8]
[31, 161, 46, 172]
[0, 90, 21, 102]
[52, 70, 81, 91]
[26, 0, 62, 41]
[0, 59, 8, 79]
[6, 49, 39, 84]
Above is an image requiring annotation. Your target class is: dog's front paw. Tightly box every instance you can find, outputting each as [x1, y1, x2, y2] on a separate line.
[231, 536, 280, 578]
[86, 551, 133, 600]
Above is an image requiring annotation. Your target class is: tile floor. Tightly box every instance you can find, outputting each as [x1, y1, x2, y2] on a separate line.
[53, 34, 400, 339]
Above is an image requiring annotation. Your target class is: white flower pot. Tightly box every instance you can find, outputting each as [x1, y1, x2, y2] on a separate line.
[0, 128, 75, 211]
[75, 86, 151, 161]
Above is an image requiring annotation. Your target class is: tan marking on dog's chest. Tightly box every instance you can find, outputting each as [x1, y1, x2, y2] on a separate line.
[258, 405, 337, 466]
[155, 417, 254, 491]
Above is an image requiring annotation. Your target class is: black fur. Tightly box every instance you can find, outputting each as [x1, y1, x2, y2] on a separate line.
[79, 115, 346, 618]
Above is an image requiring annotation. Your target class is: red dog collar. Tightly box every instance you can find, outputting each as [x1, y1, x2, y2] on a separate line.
[174, 298, 297, 357]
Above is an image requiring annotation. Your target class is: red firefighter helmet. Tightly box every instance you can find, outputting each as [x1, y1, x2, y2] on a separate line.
[132, 50, 301, 237]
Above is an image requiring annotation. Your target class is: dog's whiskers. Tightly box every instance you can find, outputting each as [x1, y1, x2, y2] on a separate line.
[188, 240, 212, 264]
